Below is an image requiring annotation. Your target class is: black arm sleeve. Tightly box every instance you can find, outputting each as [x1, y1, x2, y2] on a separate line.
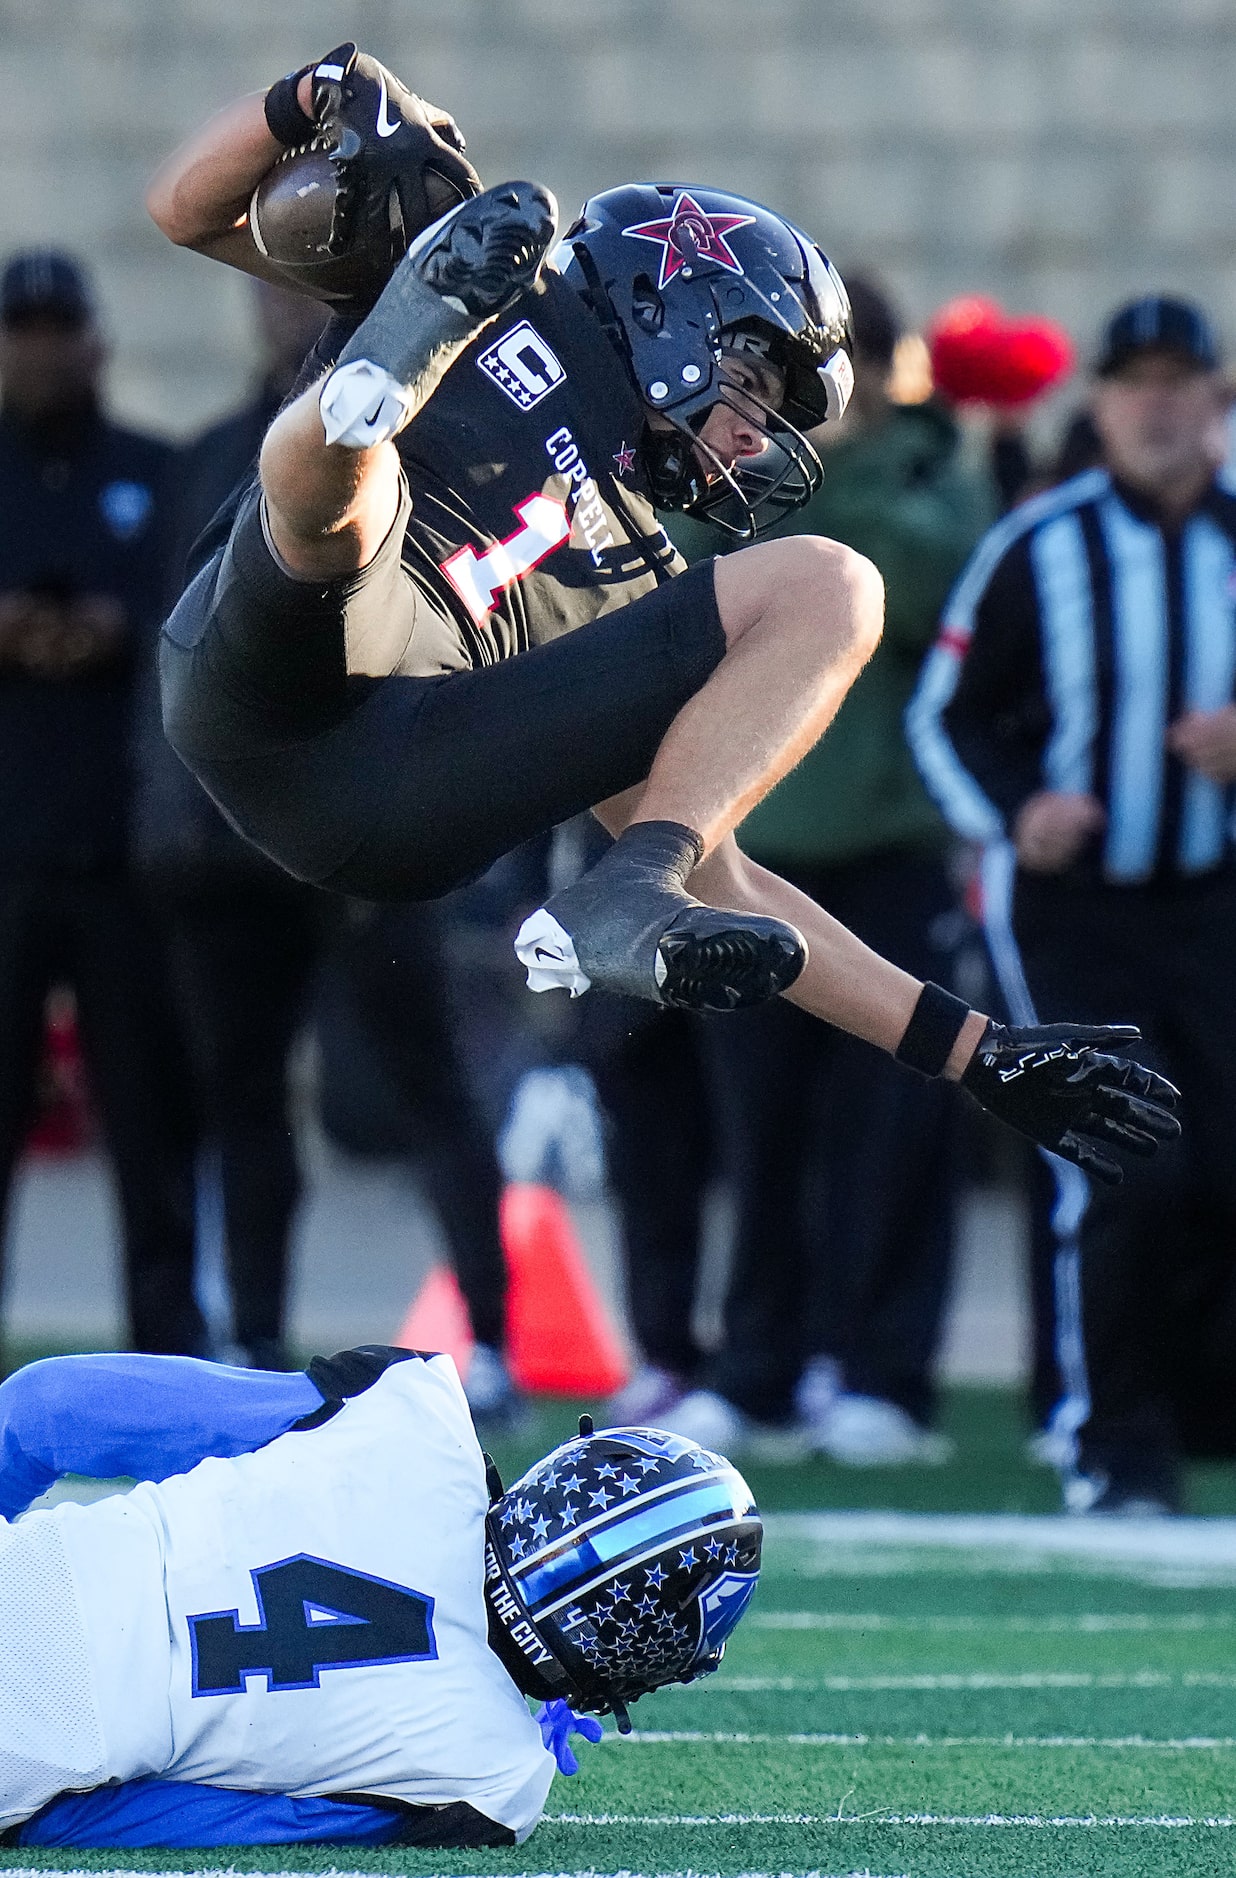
[941, 534, 1051, 825]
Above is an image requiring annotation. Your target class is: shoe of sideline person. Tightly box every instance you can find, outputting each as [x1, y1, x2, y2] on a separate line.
[806, 1391, 955, 1466]
[463, 1342, 524, 1430]
[600, 1364, 690, 1428]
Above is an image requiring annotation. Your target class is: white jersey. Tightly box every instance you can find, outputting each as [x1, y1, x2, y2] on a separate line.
[1, 1356, 554, 1839]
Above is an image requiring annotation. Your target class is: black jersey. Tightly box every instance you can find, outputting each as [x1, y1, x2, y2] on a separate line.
[387, 271, 682, 668]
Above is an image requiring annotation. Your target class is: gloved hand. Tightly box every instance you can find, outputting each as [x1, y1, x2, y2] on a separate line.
[536, 1697, 605, 1775]
[961, 1021, 1180, 1184]
[256, 42, 482, 312]
[312, 42, 480, 254]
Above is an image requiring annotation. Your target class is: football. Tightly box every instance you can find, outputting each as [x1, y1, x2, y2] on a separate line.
[248, 145, 356, 299]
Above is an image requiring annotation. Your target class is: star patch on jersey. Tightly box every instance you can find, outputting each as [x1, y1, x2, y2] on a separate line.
[613, 441, 637, 476]
[622, 191, 757, 291]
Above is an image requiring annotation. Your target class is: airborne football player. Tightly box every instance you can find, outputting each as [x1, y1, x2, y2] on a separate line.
[146, 43, 1179, 1179]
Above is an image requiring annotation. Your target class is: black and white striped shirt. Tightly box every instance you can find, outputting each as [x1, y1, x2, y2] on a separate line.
[907, 467, 1236, 883]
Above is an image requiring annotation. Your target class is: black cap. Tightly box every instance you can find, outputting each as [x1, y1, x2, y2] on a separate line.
[0, 250, 95, 326]
[1094, 295, 1219, 377]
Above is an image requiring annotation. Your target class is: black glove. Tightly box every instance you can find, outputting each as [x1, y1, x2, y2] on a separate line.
[295, 43, 482, 311]
[961, 1021, 1181, 1184]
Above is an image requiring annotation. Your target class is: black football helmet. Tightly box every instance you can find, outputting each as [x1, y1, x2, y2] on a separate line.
[483, 1422, 761, 1731]
[554, 183, 854, 539]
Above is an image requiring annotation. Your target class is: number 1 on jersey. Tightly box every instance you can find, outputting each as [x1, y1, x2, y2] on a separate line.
[441, 493, 570, 625]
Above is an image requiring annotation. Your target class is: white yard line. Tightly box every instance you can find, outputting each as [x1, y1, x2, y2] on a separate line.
[750, 1609, 1234, 1631]
[547, 1811, 1236, 1827]
[764, 1511, 1236, 1568]
[711, 1670, 1236, 1691]
[616, 1730, 1236, 1749]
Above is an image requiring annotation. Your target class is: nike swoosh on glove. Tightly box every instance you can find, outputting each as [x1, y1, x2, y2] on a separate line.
[536, 1697, 605, 1775]
[961, 1021, 1181, 1185]
[310, 42, 482, 310]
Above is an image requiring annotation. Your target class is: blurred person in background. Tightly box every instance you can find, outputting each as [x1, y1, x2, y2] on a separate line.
[135, 280, 515, 1411]
[659, 276, 996, 1459]
[909, 295, 1236, 1514]
[134, 280, 328, 1372]
[0, 249, 202, 1358]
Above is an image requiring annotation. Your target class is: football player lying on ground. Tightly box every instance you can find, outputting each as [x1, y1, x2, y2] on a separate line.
[146, 46, 1179, 1182]
[0, 1344, 762, 1847]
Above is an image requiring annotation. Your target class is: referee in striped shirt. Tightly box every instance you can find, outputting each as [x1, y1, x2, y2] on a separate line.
[908, 295, 1236, 1515]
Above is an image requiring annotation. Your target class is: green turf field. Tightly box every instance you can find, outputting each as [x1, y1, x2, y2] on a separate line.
[4, 1391, 1236, 1878]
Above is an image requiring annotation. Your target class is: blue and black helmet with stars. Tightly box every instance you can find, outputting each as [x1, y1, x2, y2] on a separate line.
[482, 1419, 761, 1731]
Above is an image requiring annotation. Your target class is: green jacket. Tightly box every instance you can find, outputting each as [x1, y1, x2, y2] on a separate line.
[668, 400, 994, 867]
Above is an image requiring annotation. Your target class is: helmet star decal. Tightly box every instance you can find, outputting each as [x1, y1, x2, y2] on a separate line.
[622, 191, 757, 291]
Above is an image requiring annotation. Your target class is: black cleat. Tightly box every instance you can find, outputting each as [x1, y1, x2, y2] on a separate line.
[415, 179, 558, 318]
[515, 820, 807, 1013]
[325, 179, 559, 447]
[655, 907, 806, 1010]
[515, 894, 806, 1013]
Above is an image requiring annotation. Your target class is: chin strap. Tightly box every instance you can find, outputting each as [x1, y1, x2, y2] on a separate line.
[536, 1698, 605, 1774]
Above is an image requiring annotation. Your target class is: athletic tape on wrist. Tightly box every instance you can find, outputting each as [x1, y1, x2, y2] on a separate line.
[895, 981, 973, 1078]
[264, 66, 316, 147]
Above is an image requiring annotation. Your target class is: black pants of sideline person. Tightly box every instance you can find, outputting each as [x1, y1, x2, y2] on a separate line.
[581, 998, 715, 1382]
[322, 902, 509, 1351]
[1013, 866, 1236, 1499]
[703, 846, 963, 1425]
[0, 874, 202, 1355]
[157, 882, 322, 1365]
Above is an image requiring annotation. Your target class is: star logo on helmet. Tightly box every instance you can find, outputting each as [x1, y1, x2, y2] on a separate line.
[530, 1514, 551, 1544]
[596, 1461, 619, 1480]
[590, 1486, 613, 1510]
[616, 1473, 641, 1495]
[644, 1562, 668, 1589]
[613, 441, 637, 477]
[623, 191, 757, 292]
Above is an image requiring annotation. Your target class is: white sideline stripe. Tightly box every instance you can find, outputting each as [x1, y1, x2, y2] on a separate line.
[712, 1670, 1236, 1691]
[0, 1872, 911, 1878]
[751, 1610, 1233, 1632]
[764, 1511, 1236, 1567]
[619, 1730, 1236, 1749]
[548, 1812, 1236, 1827]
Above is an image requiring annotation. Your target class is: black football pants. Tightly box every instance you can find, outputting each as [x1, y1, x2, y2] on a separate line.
[161, 486, 726, 902]
[0, 874, 202, 1355]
